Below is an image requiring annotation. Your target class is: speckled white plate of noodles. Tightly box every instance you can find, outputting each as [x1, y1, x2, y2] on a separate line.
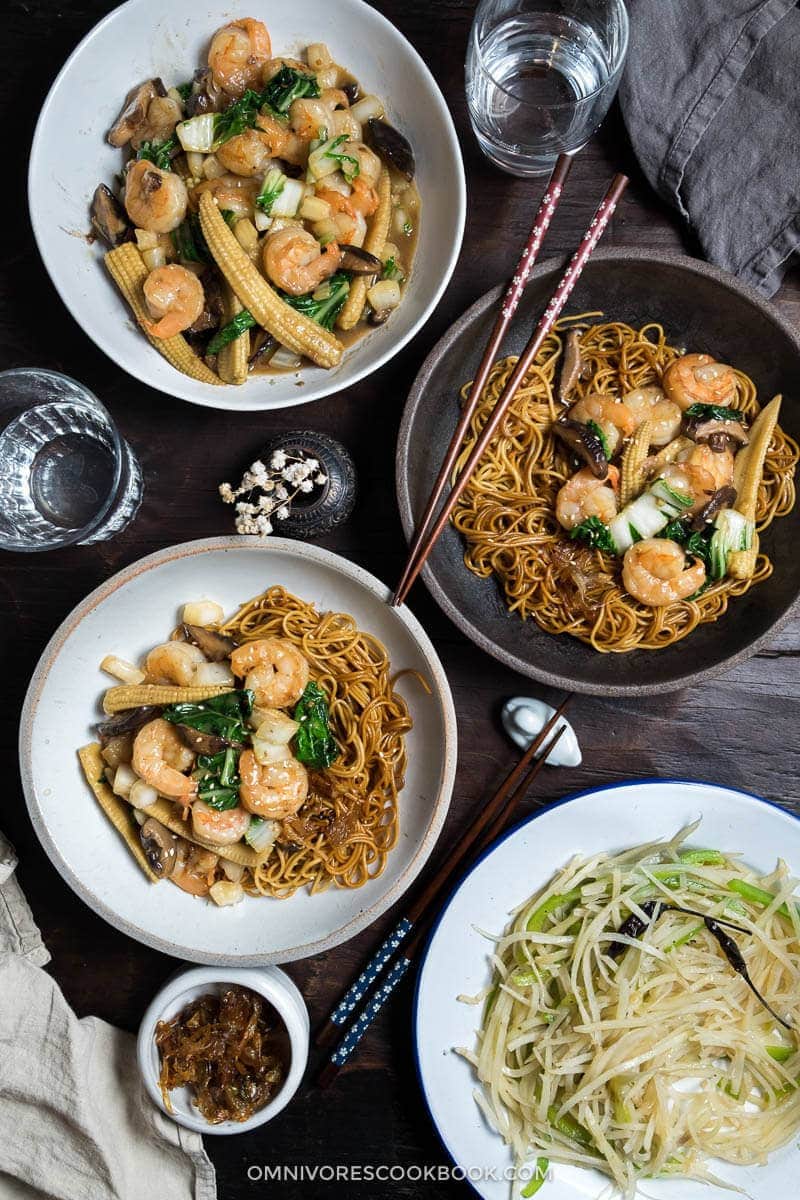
[20, 538, 457, 963]
[28, 0, 465, 411]
[414, 779, 800, 1200]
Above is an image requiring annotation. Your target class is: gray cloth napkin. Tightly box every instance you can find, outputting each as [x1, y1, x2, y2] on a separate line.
[618, 0, 800, 296]
[0, 831, 217, 1200]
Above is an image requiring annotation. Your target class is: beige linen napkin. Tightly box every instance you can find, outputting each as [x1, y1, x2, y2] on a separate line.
[0, 831, 217, 1200]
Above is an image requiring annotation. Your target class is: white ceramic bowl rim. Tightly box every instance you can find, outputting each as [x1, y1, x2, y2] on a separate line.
[19, 536, 457, 962]
[137, 965, 309, 1134]
[412, 777, 800, 1200]
[27, 0, 466, 412]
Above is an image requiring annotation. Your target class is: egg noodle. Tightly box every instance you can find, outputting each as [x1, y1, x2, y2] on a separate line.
[451, 320, 800, 652]
[219, 586, 413, 897]
[464, 826, 800, 1198]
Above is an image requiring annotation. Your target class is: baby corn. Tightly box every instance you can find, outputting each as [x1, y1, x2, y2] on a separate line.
[729, 394, 781, 579]
[103, 682, 232, 714]
[337, 168, 392, 331]
[198, 192, 343, 368]
[105, 243, 222, 385]
[620, 419, 652, 507]
[217, 284, 249, 385]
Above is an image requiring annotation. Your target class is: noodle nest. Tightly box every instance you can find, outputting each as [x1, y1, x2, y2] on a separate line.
[220, 587, 412, 897]
[452, 320, 800, 652]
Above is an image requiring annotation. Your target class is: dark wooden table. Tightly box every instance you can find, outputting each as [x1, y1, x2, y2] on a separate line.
[4, 2, 799, 1197]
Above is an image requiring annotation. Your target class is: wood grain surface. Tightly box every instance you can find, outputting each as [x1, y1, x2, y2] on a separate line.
[2, 2, 798, 1197]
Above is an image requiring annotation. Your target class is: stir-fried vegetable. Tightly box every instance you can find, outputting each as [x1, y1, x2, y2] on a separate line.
[709, 509, 754, 579]
[207, 310, 258, 355]
[609, 476, 694, 554]
[262, 65, 320, 114]
[585, 419, 610, 460]
[162, 691, 253, 812]
[195, 747, 241, 810]
[381, 256, 404, 282]
[569, 516, 616, 553]
[661, 519, 714, 570]
[280, 274, 350, 332]
[137, 135, 178, 170]
[292, 681, 339, 768]
[684, 403, 746, 423]
[171, 213, 210, 264]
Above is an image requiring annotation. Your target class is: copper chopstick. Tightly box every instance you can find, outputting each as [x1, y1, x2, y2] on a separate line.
[392, 153, 574, 604]
[392, 171, 629, 609]
[316, 720, 569, 1087]
[315, 694, 573, 1052]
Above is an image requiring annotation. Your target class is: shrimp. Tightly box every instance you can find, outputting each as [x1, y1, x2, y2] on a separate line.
[191, 174, 259, 218]
[678, 442, 736, 491]
[172, 841, 218, 896]
[262, 227, 341, 296]
[191, 800, 251, 846]
[216, 129, 275, 177]
[349, 143, 382, 188]
[132, 719, 196, 801]
[555, 465, 619, 531]
[142, 265, 205, 338]
[238, 750, 308, 819]
[208, 18, 271, 97]
[568, 394, 635, 457]
[621, 386, 682, 448]
[316, 173, 378, 220]
[289, 98, 335, 141]
[662, 353, 737, 411]
[661, 462, 717, 515]
[230, 637, 310, 707]
[145, 640, 206, 685]
[254, 112, 307, 166]
[124, 159, 188, 233]
[622, 538, 706, 607]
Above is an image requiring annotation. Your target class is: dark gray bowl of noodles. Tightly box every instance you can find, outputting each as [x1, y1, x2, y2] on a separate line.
[396, 249, 800, 696]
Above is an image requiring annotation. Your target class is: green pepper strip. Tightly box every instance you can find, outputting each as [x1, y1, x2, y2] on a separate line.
[520, 1160, 549, 1197]
[526, 889, 582, 933]
[546, 1105, 593, 1147]
[664, 922, 704, 952]
[726, 879, 800, 920]
[767, 1045, 795, 1062]
[678, 849, 726, 865]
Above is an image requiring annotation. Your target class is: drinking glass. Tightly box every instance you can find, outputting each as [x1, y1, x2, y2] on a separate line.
[0, 369, 143, 552]
[466, 0, 629, 177]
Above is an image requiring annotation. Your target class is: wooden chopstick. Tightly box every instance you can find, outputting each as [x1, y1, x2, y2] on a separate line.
[392, 171, 629, 608]
[315, 694, 572, 1051]
[316, 720, 569, 1088]
[392, 154, 574, 605]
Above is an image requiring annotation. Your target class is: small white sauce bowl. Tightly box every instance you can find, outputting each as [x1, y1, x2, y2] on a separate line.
[137, 965, 309, 1135]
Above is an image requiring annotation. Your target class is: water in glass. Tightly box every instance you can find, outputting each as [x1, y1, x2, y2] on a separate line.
[466, 1, 629, 176]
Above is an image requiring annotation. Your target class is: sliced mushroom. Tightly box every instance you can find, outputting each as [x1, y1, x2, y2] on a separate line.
[338, 244, 383, 275]
[365, 118, 415, 180]
[342, 81, 360, 105]
[558, 330, 584, 403]
[686, 417, 749, 451]
[186, 67, 224, 116]
[249, 331, 279, 367]
[107, 78, 166, 147]
[182, 622, 236, 661]
[140, 818, 178, 878]
[90, 184, 133, 248]
[186, 275, 224, 335]
[552, 419, 609, 479]
[175, 724, 240, 754]
[690, 485, 738, 531]
[96, 705, 161, 745]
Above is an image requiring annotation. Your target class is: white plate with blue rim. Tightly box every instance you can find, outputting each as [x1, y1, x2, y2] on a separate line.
[28, 0, 465, 411]
[414, 779, 800, 1200]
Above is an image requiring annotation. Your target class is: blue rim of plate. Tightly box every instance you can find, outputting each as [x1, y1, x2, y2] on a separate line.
[411, 776, 800, 1196]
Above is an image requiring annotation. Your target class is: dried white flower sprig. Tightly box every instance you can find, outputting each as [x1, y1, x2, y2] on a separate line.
[219, 450, 328, 536]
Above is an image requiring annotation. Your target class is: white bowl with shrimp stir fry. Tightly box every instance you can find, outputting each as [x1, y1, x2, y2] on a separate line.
[28, 0, 465, 410]
[20, 538, 457, 964]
